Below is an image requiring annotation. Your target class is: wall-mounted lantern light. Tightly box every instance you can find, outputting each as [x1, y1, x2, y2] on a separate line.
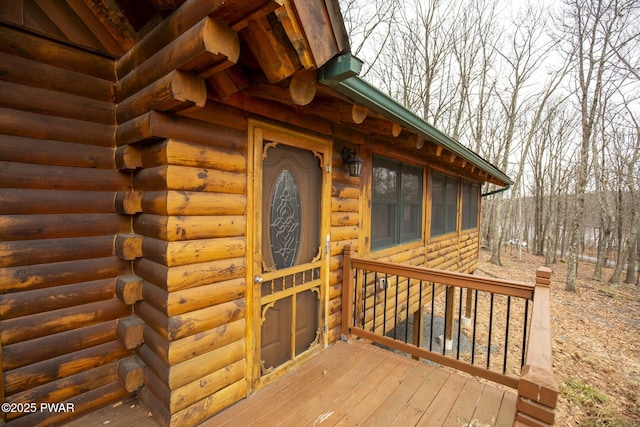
[342, 147, 363, 177]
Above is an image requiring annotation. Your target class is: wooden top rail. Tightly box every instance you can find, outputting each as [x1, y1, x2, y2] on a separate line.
[347, 253, 535, 300]
[516, 267, 559, 426]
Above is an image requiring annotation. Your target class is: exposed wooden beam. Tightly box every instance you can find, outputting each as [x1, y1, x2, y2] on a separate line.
[351, 104, 368, 124]
[392, 122, 402, 137]
[116, 17, 239, 101]
[289, 70, 317, 105]
[241, 14, 300, 83]
[116, 70, 207, 123]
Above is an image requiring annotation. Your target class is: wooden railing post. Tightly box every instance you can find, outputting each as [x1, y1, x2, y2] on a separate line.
[515, 267, 559, 426]
[341, 245, 355, 339]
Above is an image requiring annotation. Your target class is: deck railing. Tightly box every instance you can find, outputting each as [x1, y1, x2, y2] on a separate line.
[341, 246, 558, 426]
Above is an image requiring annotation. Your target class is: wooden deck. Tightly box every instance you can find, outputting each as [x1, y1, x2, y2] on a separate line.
[64, 340, 516, 427]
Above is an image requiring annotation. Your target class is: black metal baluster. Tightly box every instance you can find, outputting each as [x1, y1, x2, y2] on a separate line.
[405, 278, 411, 344]
[487, 293, 495, 369]
[383, 273, 388, 337]
[522, 298, 530, 368]
[457, 287, 463, 360]
[504, 296, 511, 374]
[372, 271, 377, 334]
[443, 286, 449, 356]
[471, 289, 479, 364]
[362, 270, 367, 329]
[429, 282, 435, 352]
[418, 280, 423, 349]
[393, 275, 399, 340]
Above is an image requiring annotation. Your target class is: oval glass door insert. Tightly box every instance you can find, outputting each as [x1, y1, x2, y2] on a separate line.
[270, 169, 301, 269]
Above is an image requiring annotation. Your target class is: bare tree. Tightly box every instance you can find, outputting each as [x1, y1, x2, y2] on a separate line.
[561, 0, 639, 291]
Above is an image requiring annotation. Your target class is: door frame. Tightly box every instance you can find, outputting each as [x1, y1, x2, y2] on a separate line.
[247, 120, 332, 392]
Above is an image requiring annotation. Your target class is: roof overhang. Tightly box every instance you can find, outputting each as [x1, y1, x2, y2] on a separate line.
[319, 53, 512, 187]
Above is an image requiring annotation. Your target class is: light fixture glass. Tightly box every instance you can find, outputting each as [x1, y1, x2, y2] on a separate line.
[342, 147, 363, 177]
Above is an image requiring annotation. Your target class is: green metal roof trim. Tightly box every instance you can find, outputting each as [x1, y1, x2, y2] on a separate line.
[318, 53, 513, 187]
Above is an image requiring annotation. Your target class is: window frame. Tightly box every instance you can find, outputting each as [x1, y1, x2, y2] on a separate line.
[430, 171, 459, 237]
[461, 181, 480, 230]
[371, 155, 424, 250]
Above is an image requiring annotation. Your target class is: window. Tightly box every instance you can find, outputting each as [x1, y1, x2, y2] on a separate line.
[430, 172, 458, 236]
[461, 182, 479, 230]
[371, 156, 423, 249]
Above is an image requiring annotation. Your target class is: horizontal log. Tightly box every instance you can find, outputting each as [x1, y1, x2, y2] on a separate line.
[331, 181, 359, 199]
[330, 211, 359, 227]
[0, 213, 129, 241]
[0, 161, 130, 191]
[0, 26, 115, 81]
[0, 235, 115, 268]
[142, 236, 245, 267]
[136, 299, 245, 341]
[7, 381, 128, 427]
[0, 278, 116, 320]
[169, 379, 246, 427]
[4, 362, 119, 420]
[115, 144, 143, 171]
[133, 165, 246, 194]
[0, 51, 114, 104]
[143, 277, 245, 317]
[116, 17, 239, 101]
[0, 188, 116, 215]
[140, 139, 246, 171]
[116, 276, 144, 305]
[179, 100, 247, 132]
[116, 0, 269, 77]
[116, 110, 245, 150]
[143, 318, 244, 365]
[0, 80, 115, 125]
[115, 233, 144, 261]
[141, 338, 244, 391]
[116, 71, 207, 123]
[115, 191, 143, 214]
[133, 214, 245, 241]
[0, 257, 127, 294]
[3, 340, 129, 396]
[0, 135, 115, 169]
[223, 92, 332, 137]
[118, 357, 145, 392]
[150, 358, 245, 413]
[331, 225, 358, 242]
[2, 321, 118, 371]
[332, 197, 359, 212]
[0, 108, 115, 147]
[0, 298, 130, 346]
[117, 316, 145, 350]
[140, 191, 247, 216]
[135, 257, 245, 292]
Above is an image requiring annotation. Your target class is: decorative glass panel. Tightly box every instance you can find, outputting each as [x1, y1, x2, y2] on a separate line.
[270, 170, 301, 269]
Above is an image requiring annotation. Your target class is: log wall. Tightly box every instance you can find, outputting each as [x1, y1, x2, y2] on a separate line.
[115, 106, 249, 427]
[0, 26, 133, 425]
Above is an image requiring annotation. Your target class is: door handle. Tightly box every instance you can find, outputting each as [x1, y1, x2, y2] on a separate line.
[254, 275, 264, 284]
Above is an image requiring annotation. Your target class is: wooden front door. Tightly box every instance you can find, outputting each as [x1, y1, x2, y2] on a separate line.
[249, 123, 331, 390]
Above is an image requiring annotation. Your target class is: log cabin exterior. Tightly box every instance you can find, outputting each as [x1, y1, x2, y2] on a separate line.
[0, 1, 559, 427]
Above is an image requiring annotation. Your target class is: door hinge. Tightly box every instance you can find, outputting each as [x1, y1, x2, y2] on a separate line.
[325, 234, 330, 255]
[326, 164, 331, 173]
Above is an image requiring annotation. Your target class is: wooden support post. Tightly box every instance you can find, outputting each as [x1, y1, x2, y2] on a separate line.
[516, 267, 558, 426]
[118, 356, 145, 392]
[117, 316, 145, 350]
[342, 245, 355, 338]
[412, 305, 424, 360]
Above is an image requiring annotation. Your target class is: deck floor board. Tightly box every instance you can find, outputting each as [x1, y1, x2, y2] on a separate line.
[63, 340, 517, 427]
